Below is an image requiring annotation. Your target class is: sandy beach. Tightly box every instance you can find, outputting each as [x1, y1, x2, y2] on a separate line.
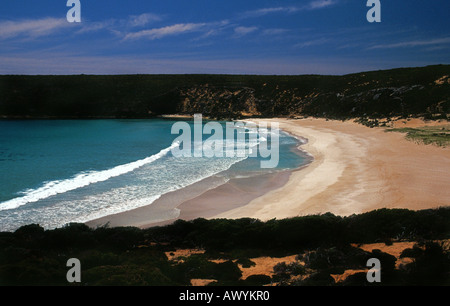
[213, 118, 450, 220]
[87, 117, 450, 228]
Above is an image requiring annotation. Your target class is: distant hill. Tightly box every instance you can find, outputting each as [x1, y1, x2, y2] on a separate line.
[0, 65, 448, 120]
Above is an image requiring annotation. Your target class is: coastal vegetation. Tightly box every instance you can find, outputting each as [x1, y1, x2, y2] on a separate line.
[1, 208, 449, 286]
[385, 125, 450, 147]
[0, 65, 449, 286]
[0, 65, 448, 122]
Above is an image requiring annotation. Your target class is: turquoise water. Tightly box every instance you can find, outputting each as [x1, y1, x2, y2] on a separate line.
[0, 119, 307, 231]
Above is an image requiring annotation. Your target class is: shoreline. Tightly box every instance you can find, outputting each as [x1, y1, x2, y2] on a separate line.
[87, 117, 450, 229]
[213, 118, 449, 220]
[86, 168, 296, 229]
[86, 121, 311, 229]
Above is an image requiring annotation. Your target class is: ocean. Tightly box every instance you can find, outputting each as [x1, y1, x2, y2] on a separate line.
[0, 119, 307, 232]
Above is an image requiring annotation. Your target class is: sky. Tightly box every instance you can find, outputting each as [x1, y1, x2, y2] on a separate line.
[0, 0, 449, 75]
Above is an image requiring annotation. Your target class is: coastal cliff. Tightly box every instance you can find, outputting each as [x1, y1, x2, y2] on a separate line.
[0, 65, 448, 120]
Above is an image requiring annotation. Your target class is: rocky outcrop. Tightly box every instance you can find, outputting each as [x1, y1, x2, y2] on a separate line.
[178, 85, 260, 119]
[0, 65, 448, 120]
[174, 76, 448, 120]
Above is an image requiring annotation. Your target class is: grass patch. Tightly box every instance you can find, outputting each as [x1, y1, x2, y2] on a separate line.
[386, 125, 450, 147]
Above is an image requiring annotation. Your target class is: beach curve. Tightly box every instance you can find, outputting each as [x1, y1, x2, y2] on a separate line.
[87, 117, 450, 228]
[212, 118, 450, 220]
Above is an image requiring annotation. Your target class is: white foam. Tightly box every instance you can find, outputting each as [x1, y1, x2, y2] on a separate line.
[0, 142, 179, 211]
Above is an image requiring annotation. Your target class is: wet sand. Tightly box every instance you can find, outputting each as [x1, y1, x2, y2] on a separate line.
[86, 169, 294, 228]
[87, 117, 450, 228]
[214, 118, 450, 220]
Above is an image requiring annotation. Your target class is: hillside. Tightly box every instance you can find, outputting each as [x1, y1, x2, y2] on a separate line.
[0, 208, 449, 286]
[0, 65, 449, 120]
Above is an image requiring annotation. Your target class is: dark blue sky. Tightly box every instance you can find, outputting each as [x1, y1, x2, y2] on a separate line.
[1, 0, 449, 74]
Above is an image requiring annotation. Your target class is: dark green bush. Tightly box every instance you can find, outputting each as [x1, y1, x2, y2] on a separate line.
[0, 208, 449, 286]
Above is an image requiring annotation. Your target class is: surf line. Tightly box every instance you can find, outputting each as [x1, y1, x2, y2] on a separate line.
[170, 114, 280, 169]
[0, 142, 179, 211]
